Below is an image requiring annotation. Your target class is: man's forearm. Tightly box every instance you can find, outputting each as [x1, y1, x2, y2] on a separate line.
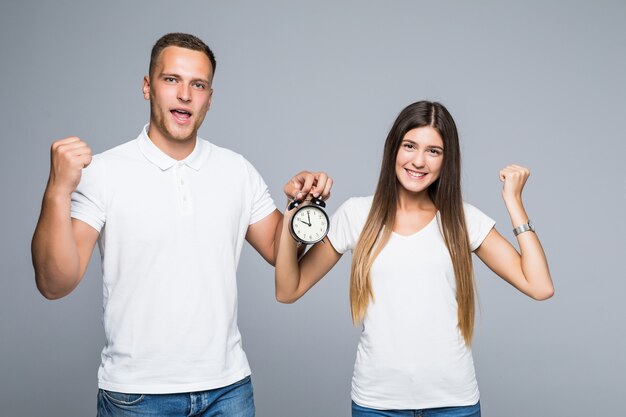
[32, 190, 81, 299]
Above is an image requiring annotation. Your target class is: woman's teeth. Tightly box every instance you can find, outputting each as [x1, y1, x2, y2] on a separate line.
[407, 170, 426, 178]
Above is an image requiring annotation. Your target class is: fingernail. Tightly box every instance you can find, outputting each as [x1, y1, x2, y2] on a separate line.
[313, 192, 320, 198]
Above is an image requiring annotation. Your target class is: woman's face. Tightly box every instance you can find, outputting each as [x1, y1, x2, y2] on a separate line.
[395, 126, 444, 195]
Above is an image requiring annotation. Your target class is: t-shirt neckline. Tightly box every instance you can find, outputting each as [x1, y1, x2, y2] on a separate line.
[390, 212, 439, 238]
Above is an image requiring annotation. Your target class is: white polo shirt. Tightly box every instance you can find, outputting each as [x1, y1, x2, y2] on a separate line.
[71, 126, 276, 394]
[328, 196, 495, 410]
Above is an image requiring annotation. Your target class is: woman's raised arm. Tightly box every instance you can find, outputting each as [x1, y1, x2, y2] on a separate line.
[475, 164, 554, 300]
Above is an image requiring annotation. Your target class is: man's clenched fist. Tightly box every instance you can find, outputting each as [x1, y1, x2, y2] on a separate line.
[48, 137, 92, 196]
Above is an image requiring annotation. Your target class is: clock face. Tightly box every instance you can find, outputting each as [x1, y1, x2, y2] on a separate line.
[291, 205, 329, 244]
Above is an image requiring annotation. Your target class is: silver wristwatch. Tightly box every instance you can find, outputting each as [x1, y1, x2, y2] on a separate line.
[513, 220, 535, 236]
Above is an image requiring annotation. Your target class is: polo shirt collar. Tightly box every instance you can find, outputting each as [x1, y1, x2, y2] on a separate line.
[138, 124, 210, 171]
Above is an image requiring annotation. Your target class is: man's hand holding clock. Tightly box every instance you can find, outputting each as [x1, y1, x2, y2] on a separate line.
[284, 171, 333, 202]
[283, 171, 333, 245]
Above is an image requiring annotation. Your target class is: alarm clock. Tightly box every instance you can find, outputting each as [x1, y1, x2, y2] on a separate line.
[288, 196, 330, 245]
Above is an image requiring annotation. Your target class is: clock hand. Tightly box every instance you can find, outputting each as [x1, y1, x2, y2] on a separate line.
[307, 212, 311, 224]
[299, 220, 311, 227]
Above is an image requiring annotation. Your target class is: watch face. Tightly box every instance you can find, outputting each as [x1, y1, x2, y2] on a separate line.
[291, 205, 329, 244]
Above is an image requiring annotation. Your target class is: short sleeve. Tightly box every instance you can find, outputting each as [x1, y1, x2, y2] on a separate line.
[244, 158, 277, 225]
[71, 156, 106, 233]
[327, 196, 372, 254]
[463, 202, 496, 252]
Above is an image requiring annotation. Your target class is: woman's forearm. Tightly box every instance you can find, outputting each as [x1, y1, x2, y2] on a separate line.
[505, 196, 554, 300]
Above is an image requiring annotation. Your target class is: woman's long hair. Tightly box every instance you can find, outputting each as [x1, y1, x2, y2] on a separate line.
[350, 101, 476, 345]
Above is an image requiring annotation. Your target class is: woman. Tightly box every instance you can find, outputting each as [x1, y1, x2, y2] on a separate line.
[276, 101, 553, 416]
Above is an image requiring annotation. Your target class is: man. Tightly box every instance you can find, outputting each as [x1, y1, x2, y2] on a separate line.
[31, 33, 331, 417]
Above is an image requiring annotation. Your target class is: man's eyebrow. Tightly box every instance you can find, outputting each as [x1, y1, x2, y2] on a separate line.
[191, 77, 211, 84]
[160, 72, 210, 84]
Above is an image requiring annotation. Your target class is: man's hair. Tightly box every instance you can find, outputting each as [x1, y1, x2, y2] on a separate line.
[149, 33, 216, 77]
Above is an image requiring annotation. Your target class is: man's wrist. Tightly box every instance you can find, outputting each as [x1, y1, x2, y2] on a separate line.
[43, 188, 73, 205]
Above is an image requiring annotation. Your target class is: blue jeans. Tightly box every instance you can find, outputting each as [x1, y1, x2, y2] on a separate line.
[97, 375, 254, 417]
[352, 400, 480, 417]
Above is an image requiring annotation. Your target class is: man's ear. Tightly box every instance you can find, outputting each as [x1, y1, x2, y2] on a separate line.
[142, 76, 151, 100]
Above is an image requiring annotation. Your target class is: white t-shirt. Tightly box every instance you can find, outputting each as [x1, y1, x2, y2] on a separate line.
[327, 196, 495, 410]
[71, 126, 276, 394]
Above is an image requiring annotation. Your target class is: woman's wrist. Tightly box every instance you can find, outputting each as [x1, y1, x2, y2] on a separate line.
[503, 197, 528, 227]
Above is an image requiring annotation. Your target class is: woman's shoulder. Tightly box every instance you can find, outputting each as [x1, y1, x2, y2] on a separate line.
[330, 195, 374, 227]
[461, 201, 496, 249]
[337, 195, 374, 216]
[345, 195, 374, 206]
[462, 201, 490, 218]
[327, 196, 373, 252]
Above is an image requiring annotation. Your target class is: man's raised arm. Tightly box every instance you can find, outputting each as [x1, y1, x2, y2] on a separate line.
[31, 137, 98, 299]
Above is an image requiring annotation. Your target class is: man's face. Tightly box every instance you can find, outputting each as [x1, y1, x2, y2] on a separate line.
[143, 46, 213, 145]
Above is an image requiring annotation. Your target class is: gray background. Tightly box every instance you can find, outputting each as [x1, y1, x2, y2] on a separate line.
[1, 1, 624, 416]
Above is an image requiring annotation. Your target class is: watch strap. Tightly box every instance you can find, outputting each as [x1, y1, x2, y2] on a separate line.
[513, 221, 534, 236]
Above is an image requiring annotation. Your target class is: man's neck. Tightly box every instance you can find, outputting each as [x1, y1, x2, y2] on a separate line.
[147, 127, 196, 161]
